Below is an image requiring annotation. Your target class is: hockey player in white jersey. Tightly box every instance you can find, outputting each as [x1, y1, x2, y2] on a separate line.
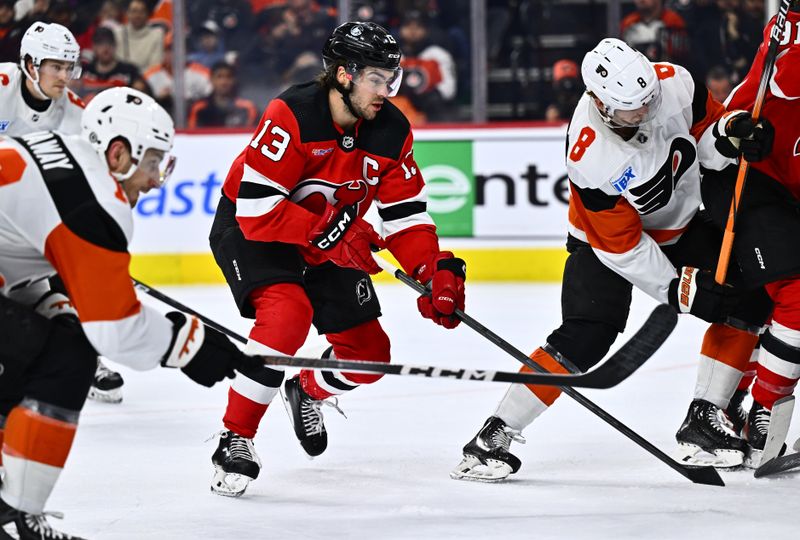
[450, 38, 774, 482]
[0, 21, 127, 403]
[0, 21, 84, 136]
[0, 87, 264, 540]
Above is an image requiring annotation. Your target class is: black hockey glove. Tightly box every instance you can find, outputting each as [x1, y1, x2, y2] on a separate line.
[668, 267, 741, 323]
[714, 111, 774, 162]
[161, 312, 264, 387]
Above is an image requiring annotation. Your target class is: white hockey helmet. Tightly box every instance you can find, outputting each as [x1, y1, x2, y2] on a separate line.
[82, 87, 176, 184]
[19, 22, 82, 98]
[581, 38, 661, 128]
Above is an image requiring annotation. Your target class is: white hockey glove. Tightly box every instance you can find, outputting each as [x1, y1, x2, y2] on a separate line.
[34, 290, 79, 322]
[161, 312, 264, 387]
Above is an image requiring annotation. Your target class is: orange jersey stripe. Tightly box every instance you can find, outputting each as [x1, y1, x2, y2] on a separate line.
[700, 323, 759, 371]
[644, 226, 689, 244]
[569, 187, 642, 254]
[0, 147, 27, 186]
[689, 90, 725, 142]
[44, 223, 141, 322]
[3, 406, 77, 468]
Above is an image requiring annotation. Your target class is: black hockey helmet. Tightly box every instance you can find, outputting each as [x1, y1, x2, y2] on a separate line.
[322, 22, 402, 70]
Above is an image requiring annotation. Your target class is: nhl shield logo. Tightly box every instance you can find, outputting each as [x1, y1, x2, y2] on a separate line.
[350, 26, 363, 37]
[342, 136, 354, 149]
[356, 278, 372, 306]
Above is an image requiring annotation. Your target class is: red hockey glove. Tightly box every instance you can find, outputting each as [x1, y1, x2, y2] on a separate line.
[308, 204, 385, 274]
[668, 267, 741, 323]
[414, 251, 466, 329]
[714, 111, 775, 162]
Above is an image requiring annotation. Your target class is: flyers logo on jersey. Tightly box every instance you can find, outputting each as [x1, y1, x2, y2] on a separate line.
[628, 137, 695, 215]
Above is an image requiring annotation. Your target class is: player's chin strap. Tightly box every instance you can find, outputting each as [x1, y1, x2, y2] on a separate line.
[19, 61, 50, 101]
[334, 80, 363, 119]
[111, 163, 138, 183]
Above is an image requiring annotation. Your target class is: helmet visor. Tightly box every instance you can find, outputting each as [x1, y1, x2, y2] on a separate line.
[609, 86, 662, 128]
[39, 60, 82, 80]
[137, 151, 177, 188]
[348, 65, 403, 97]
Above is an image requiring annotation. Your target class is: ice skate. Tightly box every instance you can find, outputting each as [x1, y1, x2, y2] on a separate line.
[210, 430, 261, 497]
[724, 388, 749, 436]
[450, 416, 525, 482]
[87, 358, 124, 404]
[743, 401, 788, 468]
[0, 497, 86, 540]
[675, 399, 746, 468]
[281, 375, 345, 458]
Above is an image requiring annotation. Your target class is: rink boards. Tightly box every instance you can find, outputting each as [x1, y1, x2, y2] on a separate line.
[130, 124, 571, 284]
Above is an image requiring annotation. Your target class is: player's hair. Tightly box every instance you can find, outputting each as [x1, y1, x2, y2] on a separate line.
[315, 58, 347, 89]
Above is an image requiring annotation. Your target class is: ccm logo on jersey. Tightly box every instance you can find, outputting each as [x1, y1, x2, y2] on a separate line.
[611, 166, 635, 193]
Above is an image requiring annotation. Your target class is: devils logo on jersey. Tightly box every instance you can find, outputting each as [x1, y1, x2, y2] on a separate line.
[290, 178, 372, 214]
[628, 137, 696, 215]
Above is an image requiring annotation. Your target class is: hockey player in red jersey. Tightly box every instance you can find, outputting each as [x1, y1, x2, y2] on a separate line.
[450, 38, 774, 482]
[208, 21, 466, 497]
[687, 1, 800, 467]
[0, 87, 263, 539]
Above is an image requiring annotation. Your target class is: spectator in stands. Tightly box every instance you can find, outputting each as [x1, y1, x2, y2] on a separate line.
[188, 20, 228, 70]
[394, 10, 457, 124]
[45, 0, 72, 28]
[74, 25, 149, 101]
[74, 0, 125, 60]
[188, 62, 257, 128]
[14, 0, 50, 29]
[187, 0, 253, 57]
[0, 0, 23, 63]
[543, 59, 582, 122]
[621, 0, 689, 64]
[113, 0, 164, 73]
[705, 64, 733, 103]
[269, 0, 336, 83]
[145, 33, 212, 117]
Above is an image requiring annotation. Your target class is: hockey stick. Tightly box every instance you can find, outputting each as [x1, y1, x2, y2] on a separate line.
[373, 255, 724, 487]
[131, 278, 650, 389]
[715, 0, 792, 284]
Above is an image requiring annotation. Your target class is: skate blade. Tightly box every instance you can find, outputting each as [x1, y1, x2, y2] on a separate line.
[87, 387, 123, 404]
[745, 444, 786, 469]
[675, 443, 744, 468]
[210, 469, 252, 498]
[449, 455, 513, 483]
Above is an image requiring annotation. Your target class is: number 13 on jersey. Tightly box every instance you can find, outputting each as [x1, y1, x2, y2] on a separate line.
[250, 120, 291, 162]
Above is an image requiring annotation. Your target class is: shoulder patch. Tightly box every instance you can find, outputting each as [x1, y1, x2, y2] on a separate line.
[611, 166, 636, 193]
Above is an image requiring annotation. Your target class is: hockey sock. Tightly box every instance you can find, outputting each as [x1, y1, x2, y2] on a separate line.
[300, 319, 391, 401]
[737, 345, 760, 392]
[221, 285, 310, 438]
[693, 323, 759, 407]
[752, 322, 800, 410]
[0, 399, 78, 514]
[494, 347, 569, 430]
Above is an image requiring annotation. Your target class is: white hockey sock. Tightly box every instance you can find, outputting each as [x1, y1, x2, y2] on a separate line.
[693, 356, 744, 408]
[494, 383, 549, 431]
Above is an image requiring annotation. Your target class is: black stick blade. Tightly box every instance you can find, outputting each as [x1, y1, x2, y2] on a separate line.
[682, 464, 726, 486]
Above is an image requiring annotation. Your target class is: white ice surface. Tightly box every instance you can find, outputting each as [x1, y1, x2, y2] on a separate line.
[49, 284, 798, 539]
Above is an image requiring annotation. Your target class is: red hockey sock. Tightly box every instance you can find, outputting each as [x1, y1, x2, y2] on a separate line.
[222, 387, 269, 439]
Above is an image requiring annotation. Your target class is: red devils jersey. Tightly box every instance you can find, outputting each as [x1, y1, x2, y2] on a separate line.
[727, 11, 800, 200]
[222, 81, 439, 273]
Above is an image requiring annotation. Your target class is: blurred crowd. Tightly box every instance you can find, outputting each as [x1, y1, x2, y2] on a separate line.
[0, 0, 771, 127]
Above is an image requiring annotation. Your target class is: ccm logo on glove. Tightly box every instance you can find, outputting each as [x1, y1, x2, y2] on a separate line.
[313, 207, 354, 250]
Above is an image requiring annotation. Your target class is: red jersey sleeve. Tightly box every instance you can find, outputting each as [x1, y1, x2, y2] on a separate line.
[376, 131, 440, 275]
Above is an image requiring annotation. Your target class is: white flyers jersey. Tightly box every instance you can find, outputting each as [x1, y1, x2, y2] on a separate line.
[566, 62, 733, 303]
[0, 131, 173, 370]
[0, 62, 85, 137]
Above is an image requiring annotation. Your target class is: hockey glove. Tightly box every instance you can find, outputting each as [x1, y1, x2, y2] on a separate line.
[414, 251, 466, 329]
[714, 111, 774, 162]
[668, 267, 741, 323]
[162, 312, 264, 387]
[308, 204, 385, 274]
[34, 290, 78, 322]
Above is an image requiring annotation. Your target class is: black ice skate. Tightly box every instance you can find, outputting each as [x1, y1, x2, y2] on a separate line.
[281, 376, 345, 458]
[675, 399, 746, 468]
[87, 358, 124, 404]
[450, 416, 525, 482]
[724, 388, 749, 436]
[0, 497, 86, 540]
[210, 430, 261, 497]
[743, 401, 787, 468]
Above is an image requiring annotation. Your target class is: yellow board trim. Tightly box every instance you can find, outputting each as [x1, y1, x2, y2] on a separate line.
[130, 248, 569, 285]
